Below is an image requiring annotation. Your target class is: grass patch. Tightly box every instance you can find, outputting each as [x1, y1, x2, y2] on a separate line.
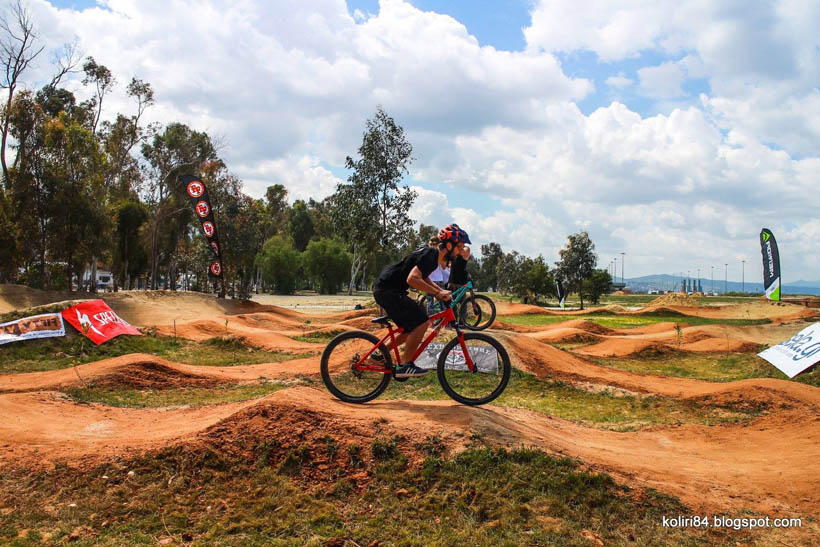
[499, 313, 769, 329]
[591, 353, 820, 388]
[332, 369, 762, 430]
[0, 442, 743, 545]
[65, 381, 293, 408]
[0, 334, 311, 374]
[292, 329, 345, 343]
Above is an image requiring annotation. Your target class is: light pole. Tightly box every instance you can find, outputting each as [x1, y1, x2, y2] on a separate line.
[697, 268, 700, 292]
[621, 252, 625, 283]
[711, 266, 714, 295]
[724, 263, 728, 294]
[614, 258, 617, 283]
[742, 260, 745, 294]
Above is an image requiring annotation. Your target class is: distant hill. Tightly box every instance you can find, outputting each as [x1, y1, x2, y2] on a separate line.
[623, 274, 820, 295]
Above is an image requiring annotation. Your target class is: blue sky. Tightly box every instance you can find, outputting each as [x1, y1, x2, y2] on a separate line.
[31, 1, 820, 282]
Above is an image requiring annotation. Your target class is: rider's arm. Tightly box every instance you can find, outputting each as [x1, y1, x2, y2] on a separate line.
[407, 266, 451, 301]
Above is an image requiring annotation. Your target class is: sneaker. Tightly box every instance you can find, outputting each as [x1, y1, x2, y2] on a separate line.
[394, 362, 430, 378]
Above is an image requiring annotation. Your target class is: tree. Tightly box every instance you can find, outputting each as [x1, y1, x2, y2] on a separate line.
[141, 123, 217, 289]
[256, 235, 300, 295]
[288, 199, 314, 252]
[479, 242, 503, 292]
[497, 251, 526, 298]
[332, 107, 416, 294]
[1, 0, 43, 187]
[555, 231, 597, 310]
[101, 77, 155, 200]
[303, 238, 352, 294]
[114, 200, 149, 290]
[523, 255, 553, 303]
[81, 56, 114, 135]
[582, 269, 612, 305]
[263, 183, 288, 238]
[46, 112, 109, 292]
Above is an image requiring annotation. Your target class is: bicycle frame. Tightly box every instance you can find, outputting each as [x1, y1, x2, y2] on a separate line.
[352, 294, 477, 375]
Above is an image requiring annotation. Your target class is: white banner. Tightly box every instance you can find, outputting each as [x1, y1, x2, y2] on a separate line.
[758, 322, 820, 378]
[0, 313, 66, 346]
[416, 341, 499, 373]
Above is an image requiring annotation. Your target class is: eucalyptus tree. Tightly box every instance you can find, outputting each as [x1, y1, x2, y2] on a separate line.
[332, 107, 416, 294]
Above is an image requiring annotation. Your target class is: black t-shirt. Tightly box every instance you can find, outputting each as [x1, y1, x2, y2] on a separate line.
[374, 246, 439, 292]
[449, 255, 469, 285]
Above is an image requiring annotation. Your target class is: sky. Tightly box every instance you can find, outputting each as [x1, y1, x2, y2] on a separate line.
[18, 0, 820, 283]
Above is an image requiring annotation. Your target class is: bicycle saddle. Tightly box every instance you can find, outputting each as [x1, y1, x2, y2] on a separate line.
[370, 315, 392, 325]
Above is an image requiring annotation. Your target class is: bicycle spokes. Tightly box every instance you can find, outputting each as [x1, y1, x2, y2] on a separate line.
[438, 333, 510, 404]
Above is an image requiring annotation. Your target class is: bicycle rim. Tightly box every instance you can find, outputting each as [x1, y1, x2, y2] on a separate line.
[437, 333, 510, 405]
[320, 331, 391, 403]
[460, 294, 496, 331]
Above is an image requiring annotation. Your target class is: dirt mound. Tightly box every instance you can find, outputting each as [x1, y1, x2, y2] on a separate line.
[613, 322, 680, 335]
[649, 293, 701, 307]
[80, 360, 221, 390]
[679, 338, 762, 353]
[323, 307, 380, 321]
[527, 328, 603, 344]
[153, 320, 322, 352]
[338, 316, 384, 331]
[493, 301, 553, 315]
[0, 354, 326, 393]
[575, 338, 672, 358]
[2, 386, 820, 514]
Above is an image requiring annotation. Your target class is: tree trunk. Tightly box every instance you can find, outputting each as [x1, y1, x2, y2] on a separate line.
[89, 257, 98, 293]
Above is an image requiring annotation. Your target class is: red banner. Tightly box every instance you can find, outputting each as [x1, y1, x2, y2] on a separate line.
[62, 300, 143, 345]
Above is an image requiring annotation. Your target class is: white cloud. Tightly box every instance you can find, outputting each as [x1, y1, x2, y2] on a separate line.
[638, 62, 685, 98]
[605, 73, 633, 88]
[13, 0, 820, 280]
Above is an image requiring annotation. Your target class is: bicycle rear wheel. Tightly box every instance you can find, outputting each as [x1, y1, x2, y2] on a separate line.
[320, 331, 392, 404]
[437, 332, 511, 405]
[459, 294, 497, 331]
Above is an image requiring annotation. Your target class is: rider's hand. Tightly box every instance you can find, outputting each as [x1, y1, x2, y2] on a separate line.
[436, 289, 452, 302]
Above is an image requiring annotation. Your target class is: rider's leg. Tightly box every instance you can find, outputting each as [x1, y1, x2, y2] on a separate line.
[401, 320, 430, 364]
[380, 332, 409, 358]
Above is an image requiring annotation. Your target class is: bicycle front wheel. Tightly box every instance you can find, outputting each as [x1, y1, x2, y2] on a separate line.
[459, 294, 497, 331]
[437, 332, 511, 405]
[320, 331, 392, 404]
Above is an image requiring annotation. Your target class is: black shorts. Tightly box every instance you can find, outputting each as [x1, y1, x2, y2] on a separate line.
[373, 288, 429, 332]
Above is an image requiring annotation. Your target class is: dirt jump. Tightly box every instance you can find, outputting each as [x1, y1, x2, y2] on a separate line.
[2, 287, 820, 527]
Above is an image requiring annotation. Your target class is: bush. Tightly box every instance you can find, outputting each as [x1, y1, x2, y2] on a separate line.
[256, 235, 301, 294]
[303, 238, 352, 294]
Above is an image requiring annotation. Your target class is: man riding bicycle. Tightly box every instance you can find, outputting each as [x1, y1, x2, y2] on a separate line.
[372, 224, 471, 378]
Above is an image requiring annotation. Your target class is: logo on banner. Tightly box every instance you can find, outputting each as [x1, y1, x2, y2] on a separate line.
[210, 241, 220, 256]
[62, 300, 143, 345]
[759, 322, 820, 378]
[186, 180, 205, 198]
[210, 261, 222, 276]
[202, 221, 215, 237]
[195, 200, 211, 217]
[0, 313, 66, 345]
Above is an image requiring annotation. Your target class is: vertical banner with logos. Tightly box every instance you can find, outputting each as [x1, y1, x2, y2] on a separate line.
[760, 228, 781, 301]
[180, 175, 225, 281]
[555, 280, 566, 309]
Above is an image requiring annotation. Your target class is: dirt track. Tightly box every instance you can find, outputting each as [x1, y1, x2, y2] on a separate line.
[2, 288, 820, 517]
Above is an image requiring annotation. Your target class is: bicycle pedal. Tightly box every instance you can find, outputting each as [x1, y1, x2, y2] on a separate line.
[391, 369, 409, 383]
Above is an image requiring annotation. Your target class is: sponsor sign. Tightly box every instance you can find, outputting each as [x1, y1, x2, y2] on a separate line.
[0, 313, 66, 345]
[61, 300, 143, 345]
[179, 175, 224, 278]
[416, 341, 499, 373]
[759, 229, 781, 301]
[758, 322, 820, 378]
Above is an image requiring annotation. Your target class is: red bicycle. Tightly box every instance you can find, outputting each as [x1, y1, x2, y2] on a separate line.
[320, 299, 511, 406]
